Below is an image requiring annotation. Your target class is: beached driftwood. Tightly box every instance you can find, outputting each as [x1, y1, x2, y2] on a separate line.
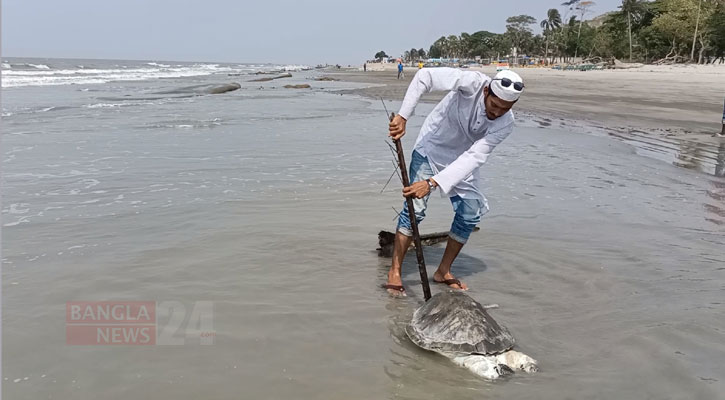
[653, 55, 688, 65]
[249, 73, 293, 82]
[283, 84, 311, 89]
[377, 227, 480, 257]
[612, 59, 644, 69]
[315, 76, 339, 81]
[146, 82, 242, 96]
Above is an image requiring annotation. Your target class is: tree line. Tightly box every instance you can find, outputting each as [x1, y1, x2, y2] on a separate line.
[382, 0, 725, 64]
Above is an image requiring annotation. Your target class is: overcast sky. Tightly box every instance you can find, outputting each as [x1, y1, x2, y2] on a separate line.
[2, 0, 622, 65]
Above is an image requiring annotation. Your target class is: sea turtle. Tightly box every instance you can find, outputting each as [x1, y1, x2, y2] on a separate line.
[406, 290, 538, 379]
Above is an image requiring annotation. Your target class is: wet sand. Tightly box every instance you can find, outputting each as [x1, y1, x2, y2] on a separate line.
[3, 68, 725, 399]
[328, 64, 725, 142]
[326, 65, 725, 177]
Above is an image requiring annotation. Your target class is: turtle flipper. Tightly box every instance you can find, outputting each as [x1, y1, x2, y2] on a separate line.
[451, 354, 506, 379]
[496, 350, 539, 373]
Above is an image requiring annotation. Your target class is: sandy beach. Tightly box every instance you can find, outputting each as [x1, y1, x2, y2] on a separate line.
[2, 58, 724, 399]
[328, 64, 725, 142]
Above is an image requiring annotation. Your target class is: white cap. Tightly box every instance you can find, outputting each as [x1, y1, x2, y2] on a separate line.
[489, 70, 524, 102]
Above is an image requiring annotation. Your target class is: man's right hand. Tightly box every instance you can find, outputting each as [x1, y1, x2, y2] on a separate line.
[388, 114, 407, 140]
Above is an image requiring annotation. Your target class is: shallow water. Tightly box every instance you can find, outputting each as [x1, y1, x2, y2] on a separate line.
[2, 60, 724, 399]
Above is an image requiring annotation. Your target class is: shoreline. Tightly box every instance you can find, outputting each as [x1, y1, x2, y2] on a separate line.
[322, 66, 725, 177]
[325, 65, 724, 137]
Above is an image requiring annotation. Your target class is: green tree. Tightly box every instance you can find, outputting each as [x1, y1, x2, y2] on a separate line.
[651, 0, 717, 62]
[460, 32, 473, 58]
[374, 51, 388, 61]
[447, 35, 461, 58]
[467, 30, 501, 59]
[505, 15, 537, 62]
[418, 48, 427, 59]
[428, 43, 442, 58]
[690, 0, 704, 60]
[541, 8, 563, 63]
[432, 36, 450, 58]
[706, 2, 725, 62]
[620, 0, 649, 61]
[573, 1, 597, 59]
[552, 16, 579, 62]
[597, 11, 631, 59]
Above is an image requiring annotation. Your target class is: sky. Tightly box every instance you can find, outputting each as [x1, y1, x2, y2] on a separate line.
[2, 0, 623, 65]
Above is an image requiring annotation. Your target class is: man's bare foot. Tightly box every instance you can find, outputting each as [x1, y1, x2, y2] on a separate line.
[433, 270, 468, 290]
[384, 271, 407, 297]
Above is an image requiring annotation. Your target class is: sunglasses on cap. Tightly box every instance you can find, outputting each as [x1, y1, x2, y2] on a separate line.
[492, 78, 524, 91]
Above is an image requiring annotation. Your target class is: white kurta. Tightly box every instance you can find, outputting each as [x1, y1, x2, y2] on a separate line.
[397, 68, 515, 203]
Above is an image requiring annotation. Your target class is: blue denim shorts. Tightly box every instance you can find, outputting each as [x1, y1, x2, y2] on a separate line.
[396, 150, 484, 244]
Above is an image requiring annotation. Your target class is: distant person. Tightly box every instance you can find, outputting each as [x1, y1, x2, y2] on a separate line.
[397, 62, 404, 80]
[364, 63, 367, 72]
[418, 61, 424, 69]
[382, 68, 525, 296]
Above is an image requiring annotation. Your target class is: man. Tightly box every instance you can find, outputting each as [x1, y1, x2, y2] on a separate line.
[397, 61, 404, 80]
[383, 68, 524, 296]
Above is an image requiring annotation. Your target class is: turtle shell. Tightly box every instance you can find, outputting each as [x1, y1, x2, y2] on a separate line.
[405, 290, 515, 355]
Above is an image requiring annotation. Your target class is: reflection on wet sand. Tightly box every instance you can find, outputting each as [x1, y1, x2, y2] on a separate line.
[705, 178, 725, 225]
[607, 129, 725, 177]
[674, 140, 725, 225]
[675, 139, 725, 178]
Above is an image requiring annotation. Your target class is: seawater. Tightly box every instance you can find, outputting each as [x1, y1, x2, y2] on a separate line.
[2, 58, 724, 399]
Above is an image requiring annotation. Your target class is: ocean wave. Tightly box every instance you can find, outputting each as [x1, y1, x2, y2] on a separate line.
[146, 117, 223, 129]
[2, 63, 237, 88]
[27, 63, 50, 69]
[1, 62, 11, 69]
[83, 103, 124, 109]
[147, 62, 171, 68]
[2, 105, 76, 116]
[275, 64, 312, 72]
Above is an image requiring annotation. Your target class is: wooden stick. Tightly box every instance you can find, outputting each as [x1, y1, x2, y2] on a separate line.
[390, 112, 432, 301]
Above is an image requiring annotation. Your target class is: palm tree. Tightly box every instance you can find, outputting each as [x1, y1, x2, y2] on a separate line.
[573, 1, 596, 59]
[691, 0, 704, 61]
[433, 36, 448, 58]
[447, 35, 460, 58]
[620, 0, 647, 62]
[541, 8, 563, 64]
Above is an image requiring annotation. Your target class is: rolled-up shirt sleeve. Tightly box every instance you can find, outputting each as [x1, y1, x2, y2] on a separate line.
[398, 68, 484, 120]
[431, 124, 513, 194]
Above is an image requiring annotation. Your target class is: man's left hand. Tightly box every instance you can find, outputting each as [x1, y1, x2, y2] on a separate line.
[403, 181, 431, 199]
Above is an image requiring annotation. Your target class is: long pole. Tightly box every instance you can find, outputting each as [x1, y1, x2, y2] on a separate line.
[390, 113, 432, 301]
